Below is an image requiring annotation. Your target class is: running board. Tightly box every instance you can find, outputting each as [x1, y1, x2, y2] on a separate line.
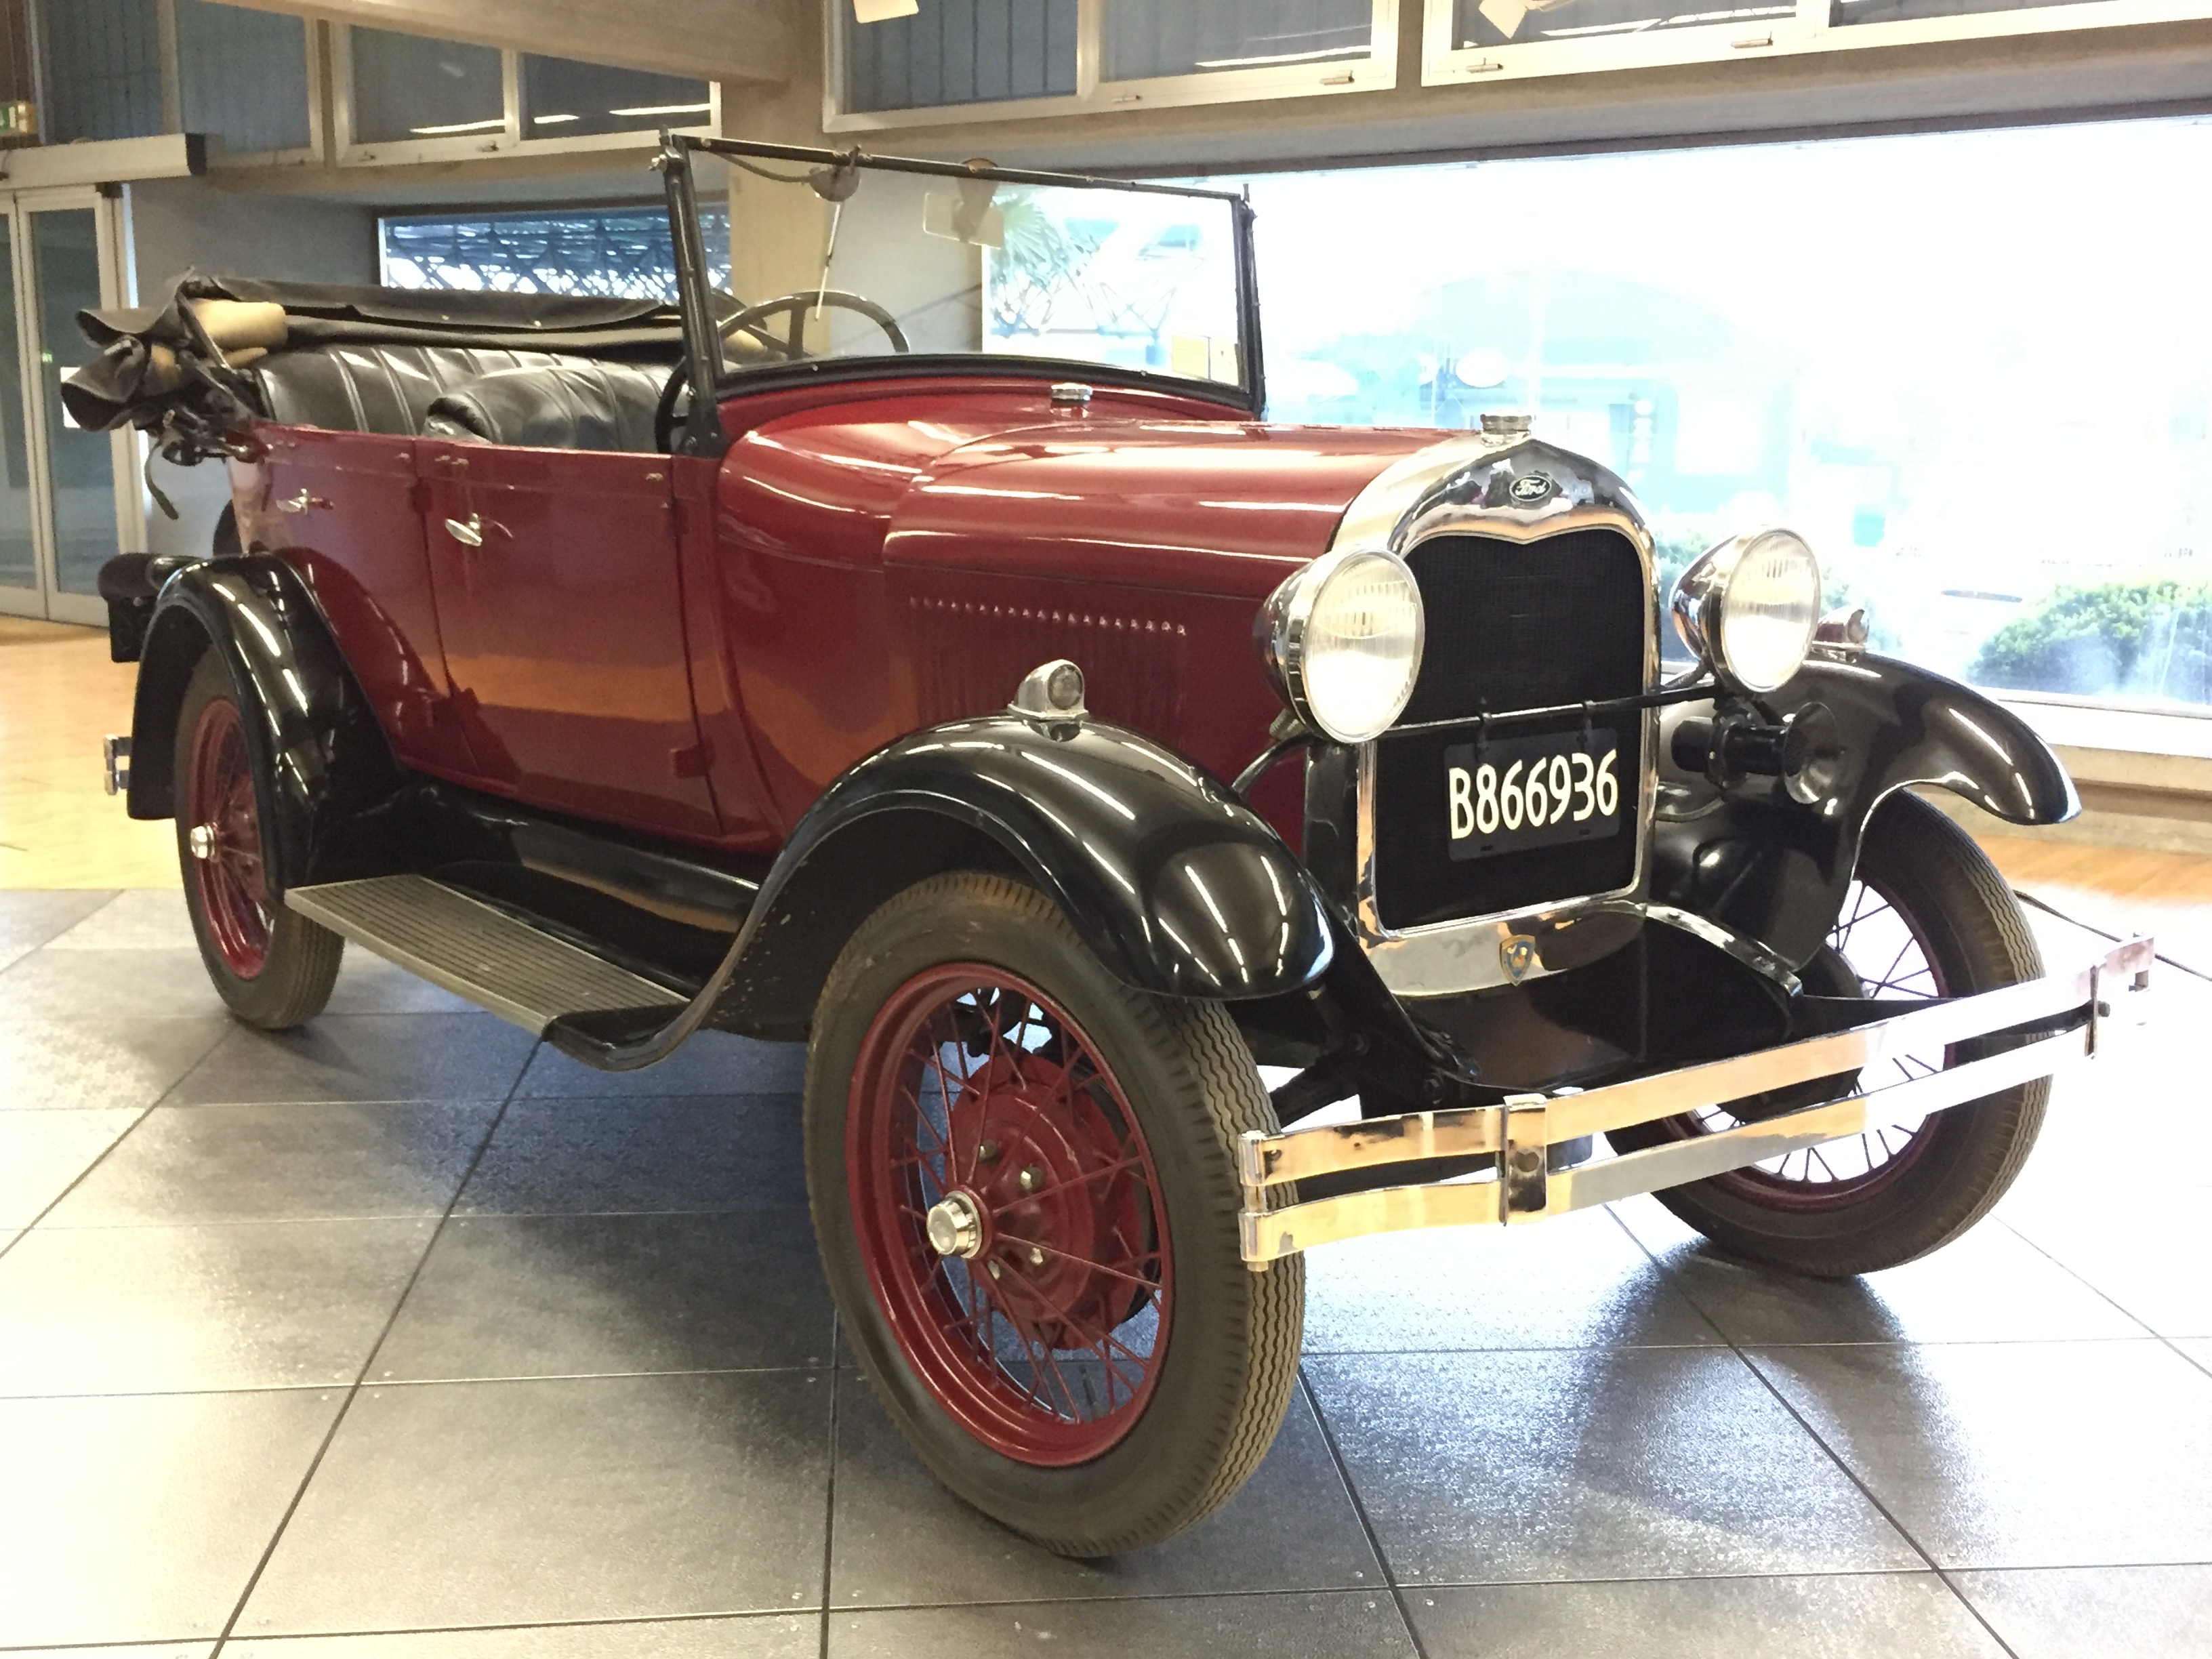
[287, 876, 687, 1036]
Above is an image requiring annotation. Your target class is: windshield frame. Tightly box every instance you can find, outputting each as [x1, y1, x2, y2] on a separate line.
[656, 131, 1264, 458]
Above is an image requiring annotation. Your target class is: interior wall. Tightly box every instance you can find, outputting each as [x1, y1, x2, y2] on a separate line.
[127, 178, 378, 560]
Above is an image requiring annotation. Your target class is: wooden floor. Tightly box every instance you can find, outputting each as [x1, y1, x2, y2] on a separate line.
[0, 618, 179, 889]
[2, 617, 2208, 964]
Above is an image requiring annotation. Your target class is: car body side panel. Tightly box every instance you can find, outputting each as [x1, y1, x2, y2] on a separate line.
[419, 440, 720, 839]
[232, 428, 480, 781]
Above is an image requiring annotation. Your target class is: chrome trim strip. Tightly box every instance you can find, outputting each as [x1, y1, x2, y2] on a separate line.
[1239, 937, 2154, 1265]
[1324, 432, 1663, 996]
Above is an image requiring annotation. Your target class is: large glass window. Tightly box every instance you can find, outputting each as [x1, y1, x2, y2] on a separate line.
[1234, 116, 2212, 716]
[843, 0, 1079, 115]
[381, 204, 731, 300]
[0, 220, 33, 594]
[519, 55, 711, 140]
[38, 0, 163, 143]
[175, 0, 312, 155]
[1105, 0, 1374, 77]
[1450, 0, 1790, 48]
[348, 28, 505, 144]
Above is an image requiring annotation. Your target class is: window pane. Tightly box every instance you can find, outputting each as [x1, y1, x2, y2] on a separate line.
[33, 210, 121, 598]
[843, 0, 1078, 113]
[1451, 0, 1788, 47]
[519, 55, 710, 138]
[348, 28, 504, 144]
[1237, 117, 2212, 714]
[39, 0, 161, 142]
[1833, 0, 2087, 22]
[177, 0, 311, 155]
[382, 203, 730, 300]
[1105, 0, 1372, 79]
[0, 220, 33, 593]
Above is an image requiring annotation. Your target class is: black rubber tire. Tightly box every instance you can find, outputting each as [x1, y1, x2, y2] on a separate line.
[175, 650, 343, 1030]
[804, 872, 1304, 1556]
[1610, 792, 2047, 1277]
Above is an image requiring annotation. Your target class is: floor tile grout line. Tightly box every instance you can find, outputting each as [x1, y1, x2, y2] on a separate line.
[206, 1042, 541, 1658]
[817, 1313, 841, 1658]
[1294, 1365, 1433, 1659]
[1994, 1216, 2210, 1379]
[1601, 1206, 2027, 1659]
[0, 1005, 231, 1263]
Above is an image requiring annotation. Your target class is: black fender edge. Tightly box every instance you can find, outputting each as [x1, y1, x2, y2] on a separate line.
[127, 556, 403, 895]
[546, 712, 1336, 1067]
[1651, 653, 2077, 968]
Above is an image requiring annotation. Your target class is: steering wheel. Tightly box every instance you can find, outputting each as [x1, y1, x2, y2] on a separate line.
[655, 289, 912, 453]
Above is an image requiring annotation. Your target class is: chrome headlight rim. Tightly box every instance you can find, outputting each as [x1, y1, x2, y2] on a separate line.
[1257, 546, 1427, 745]
[1671, 527, 1823, 695]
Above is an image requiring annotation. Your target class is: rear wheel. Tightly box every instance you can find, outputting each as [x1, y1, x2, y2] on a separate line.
[806, 873, 1302, 1555]
[175, 650, 342, 1029]
[1610, 792, 2046, 1276]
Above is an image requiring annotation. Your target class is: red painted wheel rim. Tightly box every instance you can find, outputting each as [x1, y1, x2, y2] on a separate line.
[185, 696, 272, 979]
[1663, 874, 1949, 1212]
[846, 964, 1171, 1466]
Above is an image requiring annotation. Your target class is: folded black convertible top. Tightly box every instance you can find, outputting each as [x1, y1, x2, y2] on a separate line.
[64, 272, 687, 436]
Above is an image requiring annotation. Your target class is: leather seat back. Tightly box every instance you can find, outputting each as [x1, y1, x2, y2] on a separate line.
[421, 360, 669, 453]
[247, 344, 578, 436]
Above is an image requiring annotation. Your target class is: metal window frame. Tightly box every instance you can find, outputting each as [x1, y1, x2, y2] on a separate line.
[331, 24, 720, 168]
[162, 0, 327, 169]
[1420, 0, 2212, 86]
[825, 0, 1401, 134]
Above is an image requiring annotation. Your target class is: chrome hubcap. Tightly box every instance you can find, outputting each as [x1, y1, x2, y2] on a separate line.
[925, 1190, 985, 1260]
[188, 823, 218, 861]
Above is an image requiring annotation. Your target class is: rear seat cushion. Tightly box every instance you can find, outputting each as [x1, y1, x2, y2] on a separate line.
[247, 345, 581, 436]
[421, 361, 670, 453]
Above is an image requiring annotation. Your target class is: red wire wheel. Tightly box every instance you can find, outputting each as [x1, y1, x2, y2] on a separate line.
[184, 695, 272, 980]
[846, 964, 1171, 1467]
[1652, 872, 1950, 1212]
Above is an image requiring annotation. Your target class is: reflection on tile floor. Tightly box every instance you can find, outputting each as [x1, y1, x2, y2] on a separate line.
[0, 888, 2207, 1654]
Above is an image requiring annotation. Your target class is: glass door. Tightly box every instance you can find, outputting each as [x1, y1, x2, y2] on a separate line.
[0, 188, 140, 625]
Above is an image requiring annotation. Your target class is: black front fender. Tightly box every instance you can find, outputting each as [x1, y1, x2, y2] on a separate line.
[1651, 653, 2076, 968]
[127, 556, 401, 894]
[549, 713, 1335, 1063]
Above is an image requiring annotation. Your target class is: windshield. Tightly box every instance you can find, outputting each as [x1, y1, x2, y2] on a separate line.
[669, 138, 1255, 409]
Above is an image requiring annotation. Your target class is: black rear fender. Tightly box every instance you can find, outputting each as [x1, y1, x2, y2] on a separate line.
[127, 556, 401, 895]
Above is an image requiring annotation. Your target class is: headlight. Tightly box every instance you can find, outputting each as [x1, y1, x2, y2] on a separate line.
[1671, 529, 1822, 694]
[1256, 548, 1425, 744]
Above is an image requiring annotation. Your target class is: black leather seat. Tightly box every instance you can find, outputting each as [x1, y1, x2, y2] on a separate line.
[422, 360, 668, 453]
[247, 344, 577, 436]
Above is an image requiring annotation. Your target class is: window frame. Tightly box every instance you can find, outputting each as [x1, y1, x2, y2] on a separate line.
[331, 26, 720, 167]
[1420, 0, 2212, 86]
[824, 0, 1400, 133]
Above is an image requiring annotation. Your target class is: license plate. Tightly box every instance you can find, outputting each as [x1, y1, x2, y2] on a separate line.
[1443, 729, 1626, 861]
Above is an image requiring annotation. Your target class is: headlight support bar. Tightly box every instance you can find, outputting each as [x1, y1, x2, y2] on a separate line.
[1238, 937, 2154, 1267]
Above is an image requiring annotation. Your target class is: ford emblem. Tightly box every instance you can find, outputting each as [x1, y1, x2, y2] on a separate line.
[1500, 935, 1539, 981]
[1507, 472, 1556, 506]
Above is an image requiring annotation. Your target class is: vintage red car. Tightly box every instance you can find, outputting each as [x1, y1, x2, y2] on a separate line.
[72, 134, 2151, 1555]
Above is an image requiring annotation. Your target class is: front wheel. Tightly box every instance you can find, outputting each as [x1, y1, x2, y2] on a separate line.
[805, 872, 1303, 1555]
[175, 650, 343, 1029]
[1609, 791, 2047, 1277]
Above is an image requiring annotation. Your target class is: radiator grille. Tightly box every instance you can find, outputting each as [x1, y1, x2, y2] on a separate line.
[1373, 529, 1650, 931]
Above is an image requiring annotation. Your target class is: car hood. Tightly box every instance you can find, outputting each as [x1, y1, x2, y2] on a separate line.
[720, 381, 1447, 592]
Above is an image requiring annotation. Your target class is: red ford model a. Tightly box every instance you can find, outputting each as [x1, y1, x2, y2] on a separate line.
[73, 136, 2151, 1554]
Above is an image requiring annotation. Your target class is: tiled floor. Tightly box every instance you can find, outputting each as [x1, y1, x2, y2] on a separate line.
[1, 888, 2207, 1657]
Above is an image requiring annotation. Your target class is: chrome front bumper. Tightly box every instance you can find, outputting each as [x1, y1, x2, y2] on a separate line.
[1239, 937, 2155, 1267]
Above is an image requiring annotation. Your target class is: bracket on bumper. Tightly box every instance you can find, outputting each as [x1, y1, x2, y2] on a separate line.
[1239, 936, 2156, 1267]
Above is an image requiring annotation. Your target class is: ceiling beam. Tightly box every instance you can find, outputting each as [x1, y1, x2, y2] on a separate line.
[213, 0, 794, 86]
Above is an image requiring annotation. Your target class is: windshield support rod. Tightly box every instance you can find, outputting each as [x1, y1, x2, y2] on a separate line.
[660, 131, 730, 459]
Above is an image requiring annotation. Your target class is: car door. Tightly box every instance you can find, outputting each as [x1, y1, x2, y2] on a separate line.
[246, 427, 483, 781]
[416, 439, 720, 839]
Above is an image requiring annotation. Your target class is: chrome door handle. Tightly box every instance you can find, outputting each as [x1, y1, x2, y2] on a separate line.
[277, 489, 329, 513]
[443, 513, 506, 548]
